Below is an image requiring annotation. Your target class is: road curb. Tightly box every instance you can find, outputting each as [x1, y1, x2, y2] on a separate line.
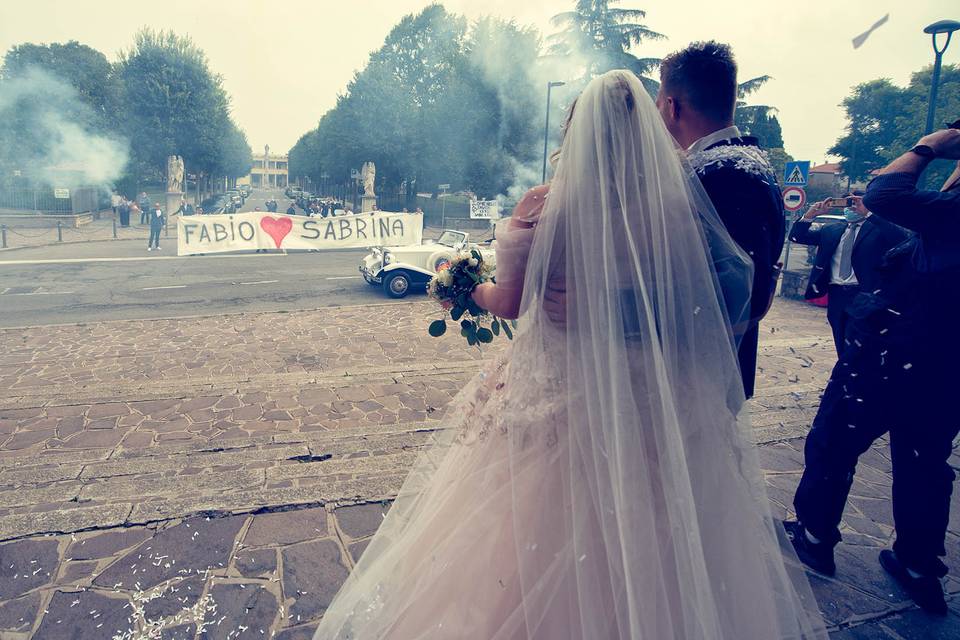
[0, 299, 427, 332]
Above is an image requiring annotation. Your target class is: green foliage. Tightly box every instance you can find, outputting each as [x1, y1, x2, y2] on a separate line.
[548, 0, 664, 96]
[289, 5, 540, 199]
[0, 41, 126, 184]
[2, 41, 120, 133]
[0, 31, 251, 191]
[830, 65, 960, 186]
[116, 28, 251, 182]
[764, 147, 794, 187]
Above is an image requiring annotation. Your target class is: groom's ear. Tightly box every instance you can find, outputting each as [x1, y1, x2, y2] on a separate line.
[661, 94, 681, 123]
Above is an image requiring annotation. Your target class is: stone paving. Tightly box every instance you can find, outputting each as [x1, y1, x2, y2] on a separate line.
[0, 299, 958, 638]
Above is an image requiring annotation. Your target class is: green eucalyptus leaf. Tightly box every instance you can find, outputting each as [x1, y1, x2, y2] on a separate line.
[502, 321, 513, 340]
[491, 319, 501, 336]
[467, 333, 478, 346]
[451, 306, 464, 322]
[428, 319, 447, 337]
[476, 328, 494, 343]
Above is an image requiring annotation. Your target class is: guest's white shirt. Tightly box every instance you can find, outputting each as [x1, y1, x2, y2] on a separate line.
[829, 222, 863, 286]
[687, 125, 742, 155]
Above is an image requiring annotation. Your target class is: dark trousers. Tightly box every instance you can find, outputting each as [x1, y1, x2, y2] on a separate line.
[737, 324, 759, 399]
[826, 284, 860, 357]
[140, 208, 149, 224]
[148, 228, 161, 248]
[794, 323, 957, 577]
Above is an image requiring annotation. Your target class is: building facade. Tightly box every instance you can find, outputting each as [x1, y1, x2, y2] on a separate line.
[240, 145, 288, 188]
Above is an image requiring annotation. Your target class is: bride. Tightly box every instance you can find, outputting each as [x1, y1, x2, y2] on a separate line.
[312, 70, 827, 639]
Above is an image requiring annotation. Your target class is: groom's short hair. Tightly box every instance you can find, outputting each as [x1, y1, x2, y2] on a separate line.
[660, 41, 737, 123]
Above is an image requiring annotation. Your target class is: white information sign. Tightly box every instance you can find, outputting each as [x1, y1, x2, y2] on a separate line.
[469, 199, 500, 220]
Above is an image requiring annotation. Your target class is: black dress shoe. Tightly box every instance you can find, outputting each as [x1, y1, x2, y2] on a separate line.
[879, 549, 947, 615]
[783, 520, 836, 576]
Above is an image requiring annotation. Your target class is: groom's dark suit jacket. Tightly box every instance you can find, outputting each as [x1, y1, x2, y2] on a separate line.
[691, 136, 784, 399]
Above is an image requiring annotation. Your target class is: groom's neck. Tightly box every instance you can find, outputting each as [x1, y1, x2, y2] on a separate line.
[677, 118, 735, 150]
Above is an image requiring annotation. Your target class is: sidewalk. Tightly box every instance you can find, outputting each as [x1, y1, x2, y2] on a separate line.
[0, 216, 178, 252]
[0, 300, 958, 638]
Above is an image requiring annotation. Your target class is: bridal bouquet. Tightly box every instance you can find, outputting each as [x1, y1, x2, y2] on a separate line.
[427, 249, 515, 346]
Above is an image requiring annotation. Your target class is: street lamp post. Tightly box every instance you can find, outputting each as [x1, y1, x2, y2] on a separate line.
[542, 81, 566, 184]
[923, 20, 960, 135]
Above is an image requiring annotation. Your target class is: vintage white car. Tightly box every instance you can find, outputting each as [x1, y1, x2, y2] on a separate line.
[360, 229, 495, 298]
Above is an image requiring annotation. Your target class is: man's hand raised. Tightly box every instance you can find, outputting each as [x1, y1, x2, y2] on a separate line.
[918, 128, 960, 160]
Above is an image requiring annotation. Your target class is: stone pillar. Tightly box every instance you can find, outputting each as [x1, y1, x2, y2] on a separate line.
[165, 191, 183, 219]
[361, 195, 377, 213]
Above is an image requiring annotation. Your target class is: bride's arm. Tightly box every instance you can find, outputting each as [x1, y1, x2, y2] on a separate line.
[471, 186, 547, 320]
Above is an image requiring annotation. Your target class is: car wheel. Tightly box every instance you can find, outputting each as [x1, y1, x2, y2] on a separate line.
[383, 272, 411, 298]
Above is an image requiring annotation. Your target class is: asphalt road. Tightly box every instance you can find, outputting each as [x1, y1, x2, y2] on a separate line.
[0, 189, 418, 328]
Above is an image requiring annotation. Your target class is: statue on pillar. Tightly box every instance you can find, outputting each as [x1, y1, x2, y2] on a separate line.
[361, 161, 376, 196]
[166, 155, 185, 193]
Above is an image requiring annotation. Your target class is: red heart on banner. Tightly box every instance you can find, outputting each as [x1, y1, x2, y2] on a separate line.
[259, 216, 292, 248]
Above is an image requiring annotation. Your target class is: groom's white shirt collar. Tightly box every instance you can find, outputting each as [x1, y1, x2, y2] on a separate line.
[686, 125, 742, 155]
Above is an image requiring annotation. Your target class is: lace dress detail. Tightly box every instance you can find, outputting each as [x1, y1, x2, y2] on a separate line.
[451, 216, 565, 450]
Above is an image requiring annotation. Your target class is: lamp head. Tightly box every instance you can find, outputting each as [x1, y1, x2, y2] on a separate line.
[924, 20, 960, 35]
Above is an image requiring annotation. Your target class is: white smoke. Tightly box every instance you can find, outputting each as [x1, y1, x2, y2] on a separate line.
[0, 67, 129, 188]
[466, 21, 595, 206]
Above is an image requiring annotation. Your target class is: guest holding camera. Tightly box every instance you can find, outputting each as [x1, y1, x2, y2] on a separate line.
[789, 193, 909, 356]
[786, 127, 960, 615]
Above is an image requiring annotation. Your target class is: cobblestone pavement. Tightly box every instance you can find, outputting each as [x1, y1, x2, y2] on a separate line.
[0, 299, 958, 638]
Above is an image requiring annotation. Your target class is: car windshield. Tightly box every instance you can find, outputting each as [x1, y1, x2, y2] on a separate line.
[437, 231, 466, 247]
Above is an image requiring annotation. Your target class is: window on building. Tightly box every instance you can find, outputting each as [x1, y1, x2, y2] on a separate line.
[253, 160, 263, 169]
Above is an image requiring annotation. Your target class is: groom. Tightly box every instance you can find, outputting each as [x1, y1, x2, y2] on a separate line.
[656, 41, 785, 398]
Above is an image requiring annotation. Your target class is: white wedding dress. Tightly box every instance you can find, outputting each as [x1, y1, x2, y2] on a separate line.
[313, 71, 827, 639]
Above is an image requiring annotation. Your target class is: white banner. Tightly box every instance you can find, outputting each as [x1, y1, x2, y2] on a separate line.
[177, 211, 423, 256]
[469, 199, 499, 219]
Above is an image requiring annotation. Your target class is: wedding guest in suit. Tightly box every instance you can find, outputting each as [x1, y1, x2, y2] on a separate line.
[656, 41, 784, 398]
[138, 192, 150, 224]
[789, 193, 909, 355]
[147, 202, 164, 251]
[787, 129, 960, 615]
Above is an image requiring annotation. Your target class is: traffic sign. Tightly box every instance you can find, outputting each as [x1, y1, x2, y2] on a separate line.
[783, 161, 810, 186]
[438, 184, 451, 191]
[782, 186, 807, 212]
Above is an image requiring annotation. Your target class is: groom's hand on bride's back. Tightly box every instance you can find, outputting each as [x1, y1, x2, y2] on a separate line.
[543, 285, 567, 325]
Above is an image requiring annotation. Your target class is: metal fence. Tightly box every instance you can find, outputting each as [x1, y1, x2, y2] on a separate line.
[0, 186, 109, 215]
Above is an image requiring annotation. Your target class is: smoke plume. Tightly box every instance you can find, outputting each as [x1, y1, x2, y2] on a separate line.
[0, 67, 129, 188]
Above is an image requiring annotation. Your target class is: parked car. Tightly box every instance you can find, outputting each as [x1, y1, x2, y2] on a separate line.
[360, 229, 495, 298]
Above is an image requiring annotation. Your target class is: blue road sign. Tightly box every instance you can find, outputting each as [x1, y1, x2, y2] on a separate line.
[784, 161, 810, 186]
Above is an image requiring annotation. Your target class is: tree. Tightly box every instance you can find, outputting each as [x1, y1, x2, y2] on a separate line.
[291, 6, 542, 201]
[830, 65, 959, 187]
[1, 41, 121, 133]
[548, 0, 664, 95]
[116, 28, 250, 189]
[0, 41, 128, 188]
[828, 79, 902, 182]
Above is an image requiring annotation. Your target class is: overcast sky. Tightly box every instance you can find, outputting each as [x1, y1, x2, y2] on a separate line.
[1, 1, 956, 165]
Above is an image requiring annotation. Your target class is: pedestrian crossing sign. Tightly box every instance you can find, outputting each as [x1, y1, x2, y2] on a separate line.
[783, 161, 810, 186]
